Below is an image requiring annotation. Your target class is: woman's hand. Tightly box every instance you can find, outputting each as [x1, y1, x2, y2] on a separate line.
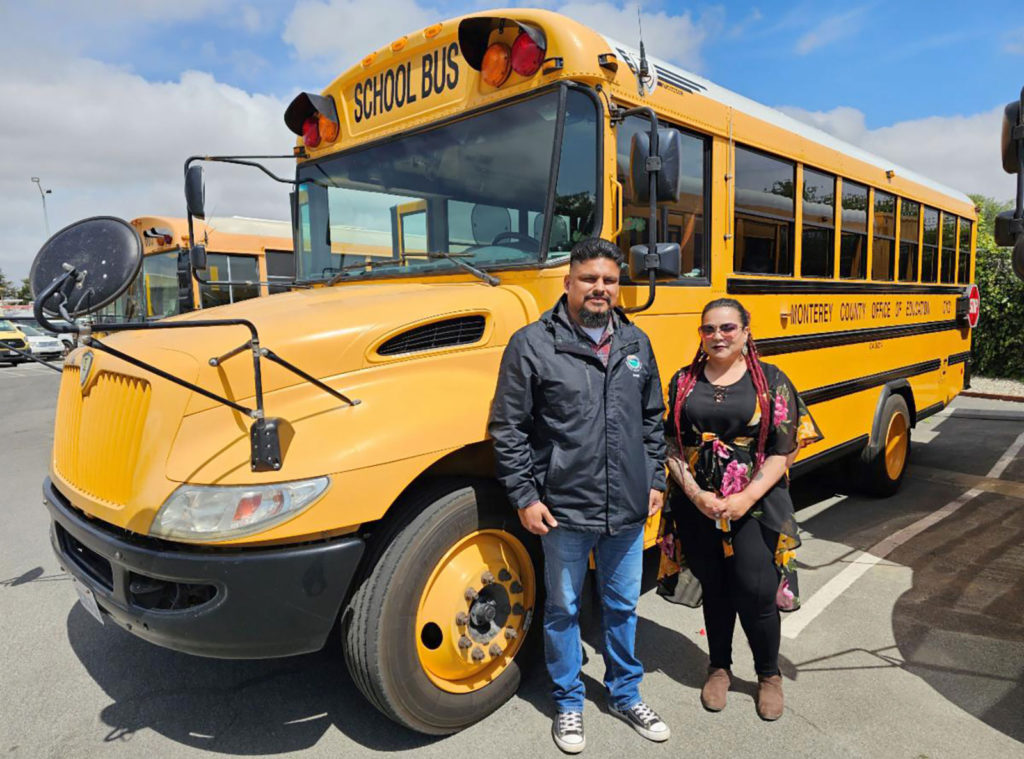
[693, 490, 726, 521]
[720, 491, 756, 521]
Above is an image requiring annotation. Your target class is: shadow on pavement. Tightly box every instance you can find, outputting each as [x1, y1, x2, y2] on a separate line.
[65, 606, 441, 754]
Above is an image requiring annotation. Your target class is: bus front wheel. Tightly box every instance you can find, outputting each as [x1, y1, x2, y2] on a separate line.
[342, 479, 538, 735]
[858, 394, 911, 496]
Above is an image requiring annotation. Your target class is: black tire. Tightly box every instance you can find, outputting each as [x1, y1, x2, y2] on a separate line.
[342, 478, 540, 735]
[857, 394, 911, 497]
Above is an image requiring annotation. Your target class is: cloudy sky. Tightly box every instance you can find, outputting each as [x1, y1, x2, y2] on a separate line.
[1, 0, 1021, 281]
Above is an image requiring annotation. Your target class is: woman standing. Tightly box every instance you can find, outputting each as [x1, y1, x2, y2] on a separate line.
[664, 298, 820, 721]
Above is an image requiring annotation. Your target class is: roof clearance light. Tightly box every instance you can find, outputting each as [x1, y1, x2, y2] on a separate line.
[511, 31, 545, 76]
[302, 116, 321, 148]
[318, 112, 339, 143]
[481, 42, 512, 87]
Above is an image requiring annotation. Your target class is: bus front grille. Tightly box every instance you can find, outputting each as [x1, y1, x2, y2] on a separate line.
[54, 366, 152, 507]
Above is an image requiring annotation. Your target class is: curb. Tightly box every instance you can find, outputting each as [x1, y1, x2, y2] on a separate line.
[961, 390, 1024, 404]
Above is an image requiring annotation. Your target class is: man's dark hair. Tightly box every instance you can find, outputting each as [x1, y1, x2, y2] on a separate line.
[569, 237, 624, 267]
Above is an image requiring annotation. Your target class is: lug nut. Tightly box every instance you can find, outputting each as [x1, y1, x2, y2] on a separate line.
[465, 587, 478, 601]
[512, 603, 524, 616]
[458, 636, 472, 649]
[510, 581, 523, 594]
[481, 571, 495, 585]
[455, 611, 469, 626]
[489, 643, 502, 657]
[498, 568, 512, 582]
[471, 647, 485, 661]
[505, 627, 518, 640]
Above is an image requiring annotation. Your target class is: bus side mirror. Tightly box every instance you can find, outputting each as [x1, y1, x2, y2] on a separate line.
[1000, 99, 1022, 175]
[630, 128, 686, 203]
[185, 165, 206, 220]
[994, 210, 1023, 247]
[190, 244, 207, 271]
[628, 242, 681, 280]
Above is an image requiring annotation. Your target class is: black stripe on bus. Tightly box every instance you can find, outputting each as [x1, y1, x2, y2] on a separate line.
[756, 319, 960, 356]
[947, 351, 971, 366]
[790, 434, 868, 478]
[803, 359, 941, 406]
[726, 278, 963, 296]
[916, 401, 945, 422]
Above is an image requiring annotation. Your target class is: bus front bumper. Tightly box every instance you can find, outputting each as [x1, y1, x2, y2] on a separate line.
[43, 477, 365, 659]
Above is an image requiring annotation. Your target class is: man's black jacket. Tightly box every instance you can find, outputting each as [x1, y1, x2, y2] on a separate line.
[488, 295, 666, 534]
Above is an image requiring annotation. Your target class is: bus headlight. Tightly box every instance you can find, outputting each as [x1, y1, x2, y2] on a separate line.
[151, 477, 330, 541]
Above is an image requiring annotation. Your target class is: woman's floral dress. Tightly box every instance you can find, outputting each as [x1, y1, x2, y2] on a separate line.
[659, 362, 823, 610]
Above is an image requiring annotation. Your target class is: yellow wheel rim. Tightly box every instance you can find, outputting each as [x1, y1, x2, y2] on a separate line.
[884, 411, 909, 481]
[414, 529, 536, 694]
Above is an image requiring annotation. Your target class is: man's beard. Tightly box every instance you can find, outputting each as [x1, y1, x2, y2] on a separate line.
[577, 298, 611, 328]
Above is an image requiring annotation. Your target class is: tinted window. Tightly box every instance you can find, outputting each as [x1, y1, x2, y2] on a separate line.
[940, 213, 957, 283]
[616, 116, 708, 279]
[735, 147, 794, 275]
[958, 219, 972, 283]
[899, 199, 920, 282]
[801, 168, 835, 278]
[872, 191, 895, 281]
[201, 254, 260, 308]
[266, 250, 294, 294]
[921, 207, 939, 282]
[839, 181, 868, 279]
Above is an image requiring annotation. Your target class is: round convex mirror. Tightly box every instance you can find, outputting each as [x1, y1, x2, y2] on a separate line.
[470, 204, 511, 244]
[30, 216, 143, 317]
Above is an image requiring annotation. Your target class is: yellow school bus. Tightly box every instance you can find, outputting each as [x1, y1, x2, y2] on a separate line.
[95, 216, 294, 321]
[44, 9, 977, 735]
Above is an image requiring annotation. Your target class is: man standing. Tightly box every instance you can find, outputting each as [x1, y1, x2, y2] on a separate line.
[489, 238, 669, 753]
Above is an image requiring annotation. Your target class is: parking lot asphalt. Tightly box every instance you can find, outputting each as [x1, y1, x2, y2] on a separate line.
[1, 361, 1022, 758]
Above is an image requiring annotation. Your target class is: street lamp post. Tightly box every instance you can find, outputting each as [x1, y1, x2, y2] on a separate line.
[30, 177, 52, 238]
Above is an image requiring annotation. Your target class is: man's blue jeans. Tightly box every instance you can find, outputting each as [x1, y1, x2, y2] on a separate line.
[541, 524, 645, 713]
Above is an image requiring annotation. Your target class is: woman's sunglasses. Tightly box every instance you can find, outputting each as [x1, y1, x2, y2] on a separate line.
[698, 323, 740, 337]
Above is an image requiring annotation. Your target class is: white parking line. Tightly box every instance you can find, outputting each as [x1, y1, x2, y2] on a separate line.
[782, 430, 1024, 639]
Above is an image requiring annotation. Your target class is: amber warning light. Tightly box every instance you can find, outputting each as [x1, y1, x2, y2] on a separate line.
[459, 17, 547, 87]
[284, 92, 341, 148]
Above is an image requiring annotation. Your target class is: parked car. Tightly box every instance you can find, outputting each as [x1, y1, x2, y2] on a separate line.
[16, 324, 65, 360]
[0, 319, 29, 365]
[4, 316, 76, 355]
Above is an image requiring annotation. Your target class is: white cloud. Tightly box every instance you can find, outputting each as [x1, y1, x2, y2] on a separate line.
[0, 52, 293, 282]
[241, 5, 263, 34]
[282, 0, 440, 73]
[778, 104, 1013, 201]
[1005, 27, 1024, 55]
[557, 2, 723, 71]
[795, 6, 868, 55]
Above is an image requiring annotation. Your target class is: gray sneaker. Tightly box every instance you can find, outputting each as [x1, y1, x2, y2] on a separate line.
[610, 700, 670, 742]
[552, 711, 586, 753]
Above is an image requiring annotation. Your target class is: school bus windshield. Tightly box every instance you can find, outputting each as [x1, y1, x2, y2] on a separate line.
[295, 87, 598, 282]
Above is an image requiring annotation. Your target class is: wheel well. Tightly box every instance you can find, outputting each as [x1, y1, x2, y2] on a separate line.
[890, 384, 917, 426]
[866, 381, 916, 459]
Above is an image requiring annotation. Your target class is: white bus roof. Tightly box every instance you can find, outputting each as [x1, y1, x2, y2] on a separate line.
[604, 38, 973, 206]
[206, 216, 293, 238]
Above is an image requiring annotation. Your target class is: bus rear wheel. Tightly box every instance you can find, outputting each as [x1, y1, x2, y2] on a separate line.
[342, 479, 538, 735]
[858, 394, 911, 496]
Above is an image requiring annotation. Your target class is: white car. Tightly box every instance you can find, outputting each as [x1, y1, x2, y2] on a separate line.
[17, 324, 65, 360]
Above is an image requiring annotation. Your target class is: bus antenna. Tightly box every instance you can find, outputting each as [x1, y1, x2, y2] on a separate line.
[636, 4, 652, 97]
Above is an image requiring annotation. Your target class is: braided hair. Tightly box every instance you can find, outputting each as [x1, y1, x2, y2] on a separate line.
[672, 298, 774, 473]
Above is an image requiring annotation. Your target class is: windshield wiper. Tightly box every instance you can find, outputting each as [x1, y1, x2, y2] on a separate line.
[325, 257, 405, 285]
[427, 251, 500, 286]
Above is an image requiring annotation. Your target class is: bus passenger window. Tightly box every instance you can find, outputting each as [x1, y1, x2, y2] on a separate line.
[839, 181, 868, 279]
[921, 207, 939, 282]
[201, 253, 259, 308]
[899, 200, 920, 282]
[266, 250, 295, 294]
[872, 191, 896, 281]
[940, 213, 957, 283]
[734, 147, 794, 275]
[958, 219, 972, 283]
[801, 168, 835, 277]
[616, 116, 708, 279]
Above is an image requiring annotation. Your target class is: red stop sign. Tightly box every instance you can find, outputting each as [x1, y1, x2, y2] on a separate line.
[967, 283, 980, 328]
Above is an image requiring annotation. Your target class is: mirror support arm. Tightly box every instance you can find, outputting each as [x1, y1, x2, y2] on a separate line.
[616, 106, 661, 314]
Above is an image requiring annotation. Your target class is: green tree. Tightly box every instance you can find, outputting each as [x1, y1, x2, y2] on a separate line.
[0, 267, 14, 299]
[968, 194, 1024, 380]
[17, 278, 32, 302]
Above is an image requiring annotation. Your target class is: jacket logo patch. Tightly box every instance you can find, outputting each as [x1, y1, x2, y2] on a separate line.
[626, 354, 642, 372]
